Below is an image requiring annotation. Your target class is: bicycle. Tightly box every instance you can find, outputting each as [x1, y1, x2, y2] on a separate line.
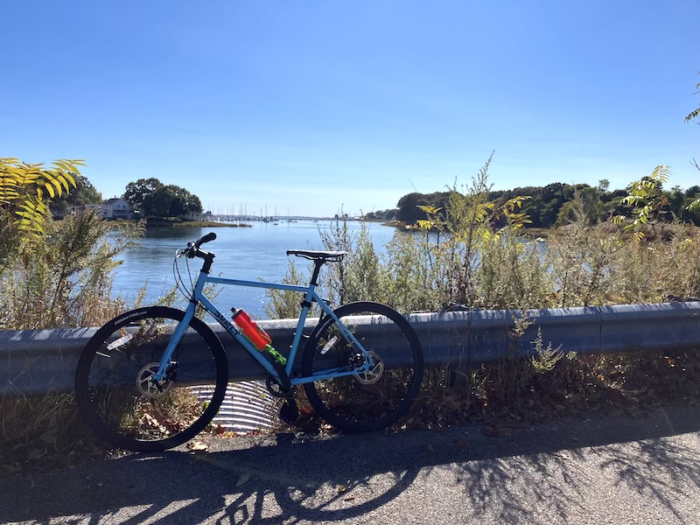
[75, 232, 424, 451]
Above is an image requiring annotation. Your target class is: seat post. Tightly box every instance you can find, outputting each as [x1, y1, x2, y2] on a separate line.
[310, 260, 324, 286]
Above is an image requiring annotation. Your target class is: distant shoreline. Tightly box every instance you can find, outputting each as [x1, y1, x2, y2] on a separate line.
[157, 221, 252, 228]
[104, 219, 253, 229]
[380, 219, 553, 238]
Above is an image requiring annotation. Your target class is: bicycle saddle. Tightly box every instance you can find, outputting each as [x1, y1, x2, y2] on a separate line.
[286, 250, 346, 262]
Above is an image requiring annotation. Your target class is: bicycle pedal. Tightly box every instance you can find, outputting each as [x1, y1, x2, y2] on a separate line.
[279, 399, 299, 425]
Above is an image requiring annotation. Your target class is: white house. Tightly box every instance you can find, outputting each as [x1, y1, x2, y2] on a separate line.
[100, 198, 133, 220]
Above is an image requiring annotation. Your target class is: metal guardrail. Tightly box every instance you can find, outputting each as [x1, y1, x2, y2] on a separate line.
[2, 302, 700, 397]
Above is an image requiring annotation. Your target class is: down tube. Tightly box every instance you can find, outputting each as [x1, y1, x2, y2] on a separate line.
[196, 295, 280, 378]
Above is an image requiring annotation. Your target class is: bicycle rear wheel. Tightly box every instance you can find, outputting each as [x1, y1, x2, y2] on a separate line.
[75, 306, 228, 452]
[302, 302, 423, 432]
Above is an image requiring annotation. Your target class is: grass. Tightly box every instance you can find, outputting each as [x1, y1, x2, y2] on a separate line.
[403, 346, 700, 433]
[0, 392, 104, 475]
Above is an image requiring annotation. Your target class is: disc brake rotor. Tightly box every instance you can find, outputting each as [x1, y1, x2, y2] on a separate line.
[136, 362, 172, 398]
[355, 351, 384, 385]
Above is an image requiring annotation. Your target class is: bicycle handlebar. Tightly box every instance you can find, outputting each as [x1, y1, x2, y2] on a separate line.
[194, 232, 217, 248]
[178, 232, 217, 260]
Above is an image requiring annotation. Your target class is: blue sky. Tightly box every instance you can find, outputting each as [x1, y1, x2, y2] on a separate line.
[2, 1, 699, 217]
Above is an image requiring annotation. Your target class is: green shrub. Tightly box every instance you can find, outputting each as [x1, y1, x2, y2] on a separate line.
[0, 211, 142, 330]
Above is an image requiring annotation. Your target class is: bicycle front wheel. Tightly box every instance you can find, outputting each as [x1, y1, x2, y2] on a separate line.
[302, 302, 424, 432]
[75, 306, 228, 452]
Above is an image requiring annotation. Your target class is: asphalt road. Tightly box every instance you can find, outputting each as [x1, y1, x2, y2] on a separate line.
[3, 407, 700, 524]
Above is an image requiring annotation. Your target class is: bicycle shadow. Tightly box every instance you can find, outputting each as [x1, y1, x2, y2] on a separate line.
[3, 407, 700, 524]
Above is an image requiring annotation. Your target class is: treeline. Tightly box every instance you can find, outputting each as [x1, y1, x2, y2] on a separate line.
[123, 178, 203, 218]
[385, 179, 700, 228]
[364, 209, 398, 221]
[45, 174, 205, 221]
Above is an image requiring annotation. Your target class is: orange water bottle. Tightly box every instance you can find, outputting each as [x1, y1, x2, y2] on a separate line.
[231, 308, 272, 350]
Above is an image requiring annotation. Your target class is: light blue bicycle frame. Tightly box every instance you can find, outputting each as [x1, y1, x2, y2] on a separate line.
[152, 268, 373, 385]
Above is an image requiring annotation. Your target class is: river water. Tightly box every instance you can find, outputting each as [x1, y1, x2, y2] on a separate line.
[111, 220, 397, 319]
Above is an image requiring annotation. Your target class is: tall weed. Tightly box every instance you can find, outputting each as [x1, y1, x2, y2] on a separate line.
[0, 212, 143, 330]
[264, 261, 311, 320]
[0, 212, 145, 469]
[284, 158, 700, 430]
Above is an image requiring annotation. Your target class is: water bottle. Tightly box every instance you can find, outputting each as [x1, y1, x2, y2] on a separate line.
[231, 308, 272, 350]
[231, 308, 287, 365]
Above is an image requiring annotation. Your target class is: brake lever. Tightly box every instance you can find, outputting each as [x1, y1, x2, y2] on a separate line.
[175, 242, 195, 258]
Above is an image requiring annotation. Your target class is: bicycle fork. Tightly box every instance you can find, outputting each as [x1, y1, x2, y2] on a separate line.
[151, 301, 198, 384]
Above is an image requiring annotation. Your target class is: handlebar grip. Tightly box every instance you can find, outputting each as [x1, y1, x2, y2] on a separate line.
[195, 232, 217, 248]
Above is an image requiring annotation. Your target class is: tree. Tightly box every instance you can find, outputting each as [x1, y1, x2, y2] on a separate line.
[397, 192, 427, 223]
[123, 178, 203, 218]
[123, 178, 164, 216]
[165, 184, 202, 215]
[554, 186, 603, 227]
[538, 183, 568, 227]
[50, 174, 102, 216]
[612, 165, 670, 240]
[397, 191, 450, 223]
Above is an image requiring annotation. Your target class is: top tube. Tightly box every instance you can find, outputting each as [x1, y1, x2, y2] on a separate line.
[205, 276, 311, 294]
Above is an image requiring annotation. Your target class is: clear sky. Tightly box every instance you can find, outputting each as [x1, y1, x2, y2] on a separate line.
[2, 1, 699, 217]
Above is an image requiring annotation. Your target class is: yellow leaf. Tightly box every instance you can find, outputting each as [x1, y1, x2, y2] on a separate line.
[62, 171, 77, 187]
[55, 175, 70, 192]
[49, 178, 63, 196]
[418, 205, 442, 214]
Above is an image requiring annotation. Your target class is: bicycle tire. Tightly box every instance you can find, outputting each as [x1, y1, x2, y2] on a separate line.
[75, 306, 228, 452]
[302, 302, 424, 432]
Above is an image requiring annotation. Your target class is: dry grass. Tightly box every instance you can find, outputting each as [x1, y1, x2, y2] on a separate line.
[0, 392, 104, 475]
[401, 346, 700, 434]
